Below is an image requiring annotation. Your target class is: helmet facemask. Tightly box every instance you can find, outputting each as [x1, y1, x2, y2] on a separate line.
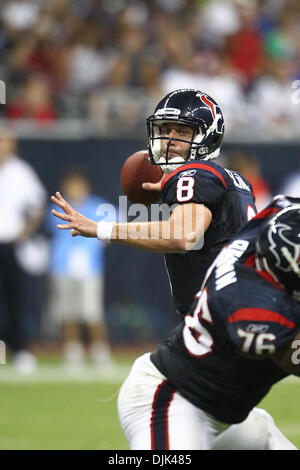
[147, 118, 205, 174]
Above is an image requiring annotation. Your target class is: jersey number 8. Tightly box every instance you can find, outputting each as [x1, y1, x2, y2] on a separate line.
[176, 177, 195, 202]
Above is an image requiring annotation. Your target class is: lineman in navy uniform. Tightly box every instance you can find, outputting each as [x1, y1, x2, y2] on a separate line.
[51, 92, 295, 449]
[117, 196, 300, 449]
[51, 89, 256, 318]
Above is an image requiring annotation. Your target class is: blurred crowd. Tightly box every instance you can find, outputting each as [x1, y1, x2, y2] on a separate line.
[1, 0, 300, 136]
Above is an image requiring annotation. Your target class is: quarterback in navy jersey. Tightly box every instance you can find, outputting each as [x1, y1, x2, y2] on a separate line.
[160, 160, 256, 315]
[52, 89, 256, 317]
[117, 196, 300, 450]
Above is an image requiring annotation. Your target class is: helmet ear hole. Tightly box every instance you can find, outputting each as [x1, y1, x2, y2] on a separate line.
[191, 126, 205, 160]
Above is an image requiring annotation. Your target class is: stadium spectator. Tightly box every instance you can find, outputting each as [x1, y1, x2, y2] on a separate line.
[5, 73, 57, 124]
[66, 26, 115, 95]
[137, 56, 164, 102]
[248, 57, 300, 135]
[87, 53, 139, 132]
[200, 0, 240, 41]
[88, 48, 165, 132]
[0, 128, 46, 373]
[226, 0, 265, 85]
[47, 169, 114, 369]
[263, 12, 299, 60]
[1, 0, 40, 33]
[0, 0, 299, 136]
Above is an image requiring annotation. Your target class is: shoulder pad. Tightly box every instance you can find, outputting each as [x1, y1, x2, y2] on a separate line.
[161, 162, 227, 190]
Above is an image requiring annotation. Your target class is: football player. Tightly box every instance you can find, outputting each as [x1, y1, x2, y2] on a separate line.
[51, 89, 257, 318]
[117, 195, 300, 450]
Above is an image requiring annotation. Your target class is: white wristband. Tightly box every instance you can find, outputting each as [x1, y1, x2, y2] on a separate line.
[97, 221, 114, 241]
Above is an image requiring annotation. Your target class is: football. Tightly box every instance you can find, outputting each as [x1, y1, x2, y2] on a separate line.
[120, 150, 163, 205]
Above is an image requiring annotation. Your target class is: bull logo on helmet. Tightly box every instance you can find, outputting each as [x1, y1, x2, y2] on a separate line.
[267, 222, 300, 274]
[196, 93, 224, 135]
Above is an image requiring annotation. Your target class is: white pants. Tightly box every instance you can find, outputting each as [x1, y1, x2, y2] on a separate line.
[118, 353, 297, 450]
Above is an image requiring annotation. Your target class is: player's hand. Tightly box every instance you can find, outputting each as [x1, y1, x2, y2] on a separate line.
[142, 175, 165, 192]
[51, 192, 97, 238]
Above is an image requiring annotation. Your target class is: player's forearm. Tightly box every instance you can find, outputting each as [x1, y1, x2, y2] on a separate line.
[110, 221, 190, 253]
[51, 192, 207, 252]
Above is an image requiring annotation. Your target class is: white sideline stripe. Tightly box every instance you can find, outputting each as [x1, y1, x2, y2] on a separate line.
[0, 364, 131, 383]
[280, 375, 300, 384]
[0, 365, 298, 385]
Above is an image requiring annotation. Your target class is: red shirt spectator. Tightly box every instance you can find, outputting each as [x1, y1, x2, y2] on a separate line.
[227, 27, 265, 83]
[6, 74, 56, 125]
[227, 1, 265, 84]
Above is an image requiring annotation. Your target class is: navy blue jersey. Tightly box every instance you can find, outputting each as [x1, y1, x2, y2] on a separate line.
[151, 195, 300, 424]
[162, 160, 256, 316]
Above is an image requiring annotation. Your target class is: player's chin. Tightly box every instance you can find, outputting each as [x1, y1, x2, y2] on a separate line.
[162, 150, 183, 158]
[168, 155, 186, 164]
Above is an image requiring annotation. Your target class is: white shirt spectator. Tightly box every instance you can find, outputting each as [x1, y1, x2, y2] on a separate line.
[1, 1, 39, 31]
[160, 68, 208, 97]
[67, 46, 115, 93]
[0, 154, 46, 242]
[200, 0, 240, 39]
[249, 76, 300, 135]
[280, 172, 300, 198]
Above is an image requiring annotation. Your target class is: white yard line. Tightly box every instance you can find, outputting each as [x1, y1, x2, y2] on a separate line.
[0, 365, 298, 385]
[0, 364, 130, 383]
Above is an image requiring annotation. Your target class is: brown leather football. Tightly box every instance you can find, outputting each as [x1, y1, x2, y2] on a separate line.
[120, 150, 163, 205]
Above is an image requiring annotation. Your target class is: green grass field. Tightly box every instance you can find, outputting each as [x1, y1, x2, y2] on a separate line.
[0, 353, 299, 450]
